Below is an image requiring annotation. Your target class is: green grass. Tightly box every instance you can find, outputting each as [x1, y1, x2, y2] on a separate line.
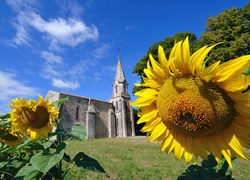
[64, 137, 250, 180]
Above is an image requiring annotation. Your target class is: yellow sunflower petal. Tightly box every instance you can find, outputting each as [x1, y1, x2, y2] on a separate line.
[189, 45, 208, 74]
[144, 60, 166, 84]
[223, 130, 248, 160]
[213, 55, 250, 82]
[199, 61, 220, 82]
[173, 134, 185, 160]
[148, 122, 166, 142]
[132, 36, 250, 169]
[182, 136, 195, 163]
[189, 43, 220, 75]
[9, 96, 58, 139]
[221, 149, 233, 169]
[235, 104, 250, 118]
[227, 92, 250, 107]
[141, 117, 161, 132]
[158, 45, 169, 73]
[138, 105, 156, 117]
[166, 134, 178, 154]
[131, 88, 158, 106]
[155, 130, 168, 142]
[149, 54, 167, 78]
[219, 76, 250, 92]
[172, 38, 190, 74]
[160, 131, 173, 152]
[137, 107, 158, 124]
[142, 76, 162, 89]
[194, 137, 208, 161]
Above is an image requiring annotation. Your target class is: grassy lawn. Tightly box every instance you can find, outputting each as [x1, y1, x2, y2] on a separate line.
[64, 136, 250, 180]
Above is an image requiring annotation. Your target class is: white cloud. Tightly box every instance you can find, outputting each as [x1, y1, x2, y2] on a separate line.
[41, 64, 63, 79]
[40, 51, 65, 81]
[11, 18, 31, 46]
[52, 78, 80, 89]
[0, 71, 40, 100]
[57, 0, 84, 17]
[40, 51, 81, 89]
[29, 13, 99, 48]
[41, 51, 62, 64]
[93, 43, 110, 59]
[0, 70, 40, 114]
[7, 0, 99, 50]
[67, 59, 91, 79]
[7, 0, 38, 12]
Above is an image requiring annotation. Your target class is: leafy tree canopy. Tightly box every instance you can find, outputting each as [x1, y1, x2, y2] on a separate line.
[132, 32, 199, 94]
[133, 32, 197, 78]
[201, 4, 250, 64]
[132, 3, 250, 94]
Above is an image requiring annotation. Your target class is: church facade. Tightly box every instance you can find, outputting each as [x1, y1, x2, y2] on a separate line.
[45, 55, 135, 139]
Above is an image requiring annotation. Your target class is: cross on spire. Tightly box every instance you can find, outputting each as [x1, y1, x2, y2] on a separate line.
[117, 48, 121, 61]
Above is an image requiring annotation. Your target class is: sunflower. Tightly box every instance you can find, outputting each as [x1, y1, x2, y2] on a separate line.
[131, 37, 250, 168]
[9, 96, 59, 140]
[0, 127, 24, 147]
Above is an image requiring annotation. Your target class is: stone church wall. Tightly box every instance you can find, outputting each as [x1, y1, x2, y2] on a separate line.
[90, 99, 114, 138]
[58, 94, 89, 132]
[49, 92, 117, 139]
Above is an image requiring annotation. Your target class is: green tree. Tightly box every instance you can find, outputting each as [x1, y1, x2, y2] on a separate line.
[201, 4, 250, 65]
[132, 108, 145, 135]
[132, 32, 199, 94]
[132, 3, 250, 95]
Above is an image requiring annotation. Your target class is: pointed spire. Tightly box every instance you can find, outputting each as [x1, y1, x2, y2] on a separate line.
[115, 49, 126, 83]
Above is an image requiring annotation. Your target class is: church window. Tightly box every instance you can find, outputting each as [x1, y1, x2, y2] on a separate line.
[115, 85, 118, 93]
[76, 106, 79, 120]
[116, 101, 118, 110]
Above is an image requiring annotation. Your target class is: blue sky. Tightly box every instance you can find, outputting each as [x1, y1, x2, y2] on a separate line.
[0, 0, 249, 114]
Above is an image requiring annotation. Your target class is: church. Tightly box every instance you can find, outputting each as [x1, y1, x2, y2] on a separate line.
[45, 54, 135, 139]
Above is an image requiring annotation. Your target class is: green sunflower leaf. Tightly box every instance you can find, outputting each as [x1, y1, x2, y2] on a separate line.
[52, 97, 71, 108]
[14, 165, 42, 180]
[178, 154, 234, 180]
[30, 142, 65, 174]
[0, 113, 10, 120]
[63, 124, 86, 141]
[243, 67, 250, 76]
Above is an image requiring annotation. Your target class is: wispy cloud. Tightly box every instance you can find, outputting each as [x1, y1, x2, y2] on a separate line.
[56, 0, 84, 17]
[29, 14, 99, 50]
[40, 51, 82, 89]
[0, 70, 40, 113]
[52, 78, 80, 89]
[41, 51, 63, 64]
[7, 0, 99, 50]
[93, 43, 110, 59]
[5, 0, 113, 91]
[40, 51, 64, 79]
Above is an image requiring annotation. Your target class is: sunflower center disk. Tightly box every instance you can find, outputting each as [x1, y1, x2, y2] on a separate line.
[0, 130, 18, 141]
[21, 106, 50, 129]
[157, 76, 236, 136]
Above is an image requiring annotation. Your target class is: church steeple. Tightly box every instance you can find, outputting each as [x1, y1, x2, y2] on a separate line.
[111, 52, 129, 97]
[109, 51, 135, 137]
[115, 54, 126, 83]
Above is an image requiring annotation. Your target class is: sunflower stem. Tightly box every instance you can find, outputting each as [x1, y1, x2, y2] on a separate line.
[57, 132, 63, 180]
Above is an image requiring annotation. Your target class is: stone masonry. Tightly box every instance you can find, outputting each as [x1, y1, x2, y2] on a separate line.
[45, 54, 135, 139]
